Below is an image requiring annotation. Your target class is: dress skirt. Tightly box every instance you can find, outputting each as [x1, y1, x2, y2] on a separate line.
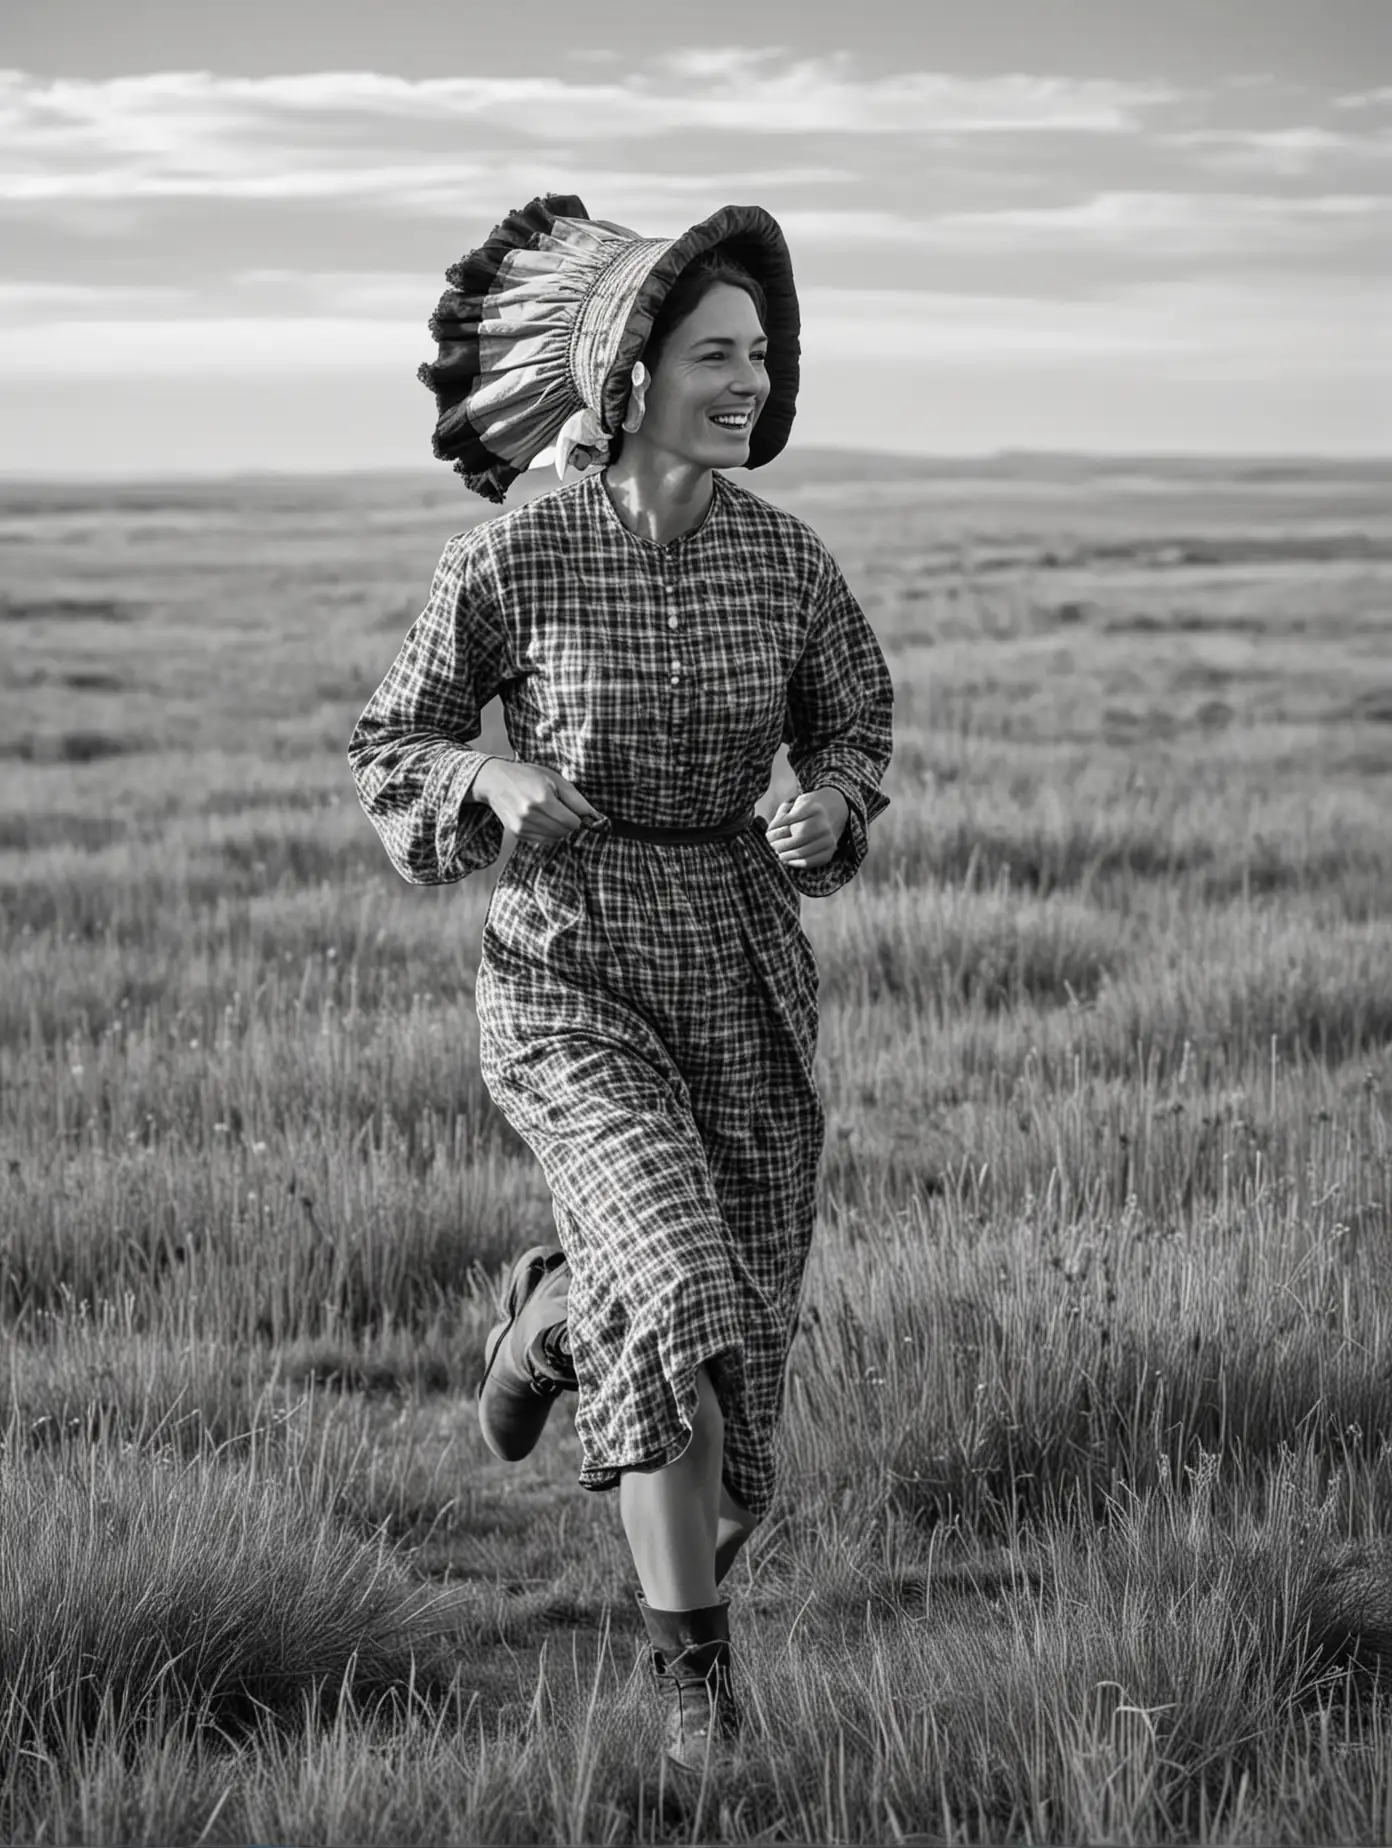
[475, 819, 823, 1523]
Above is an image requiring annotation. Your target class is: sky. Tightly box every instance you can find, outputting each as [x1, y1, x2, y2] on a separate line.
[2, 0, 1389, 475]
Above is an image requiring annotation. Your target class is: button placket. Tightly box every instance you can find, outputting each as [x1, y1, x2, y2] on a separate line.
[665, 571, 682, 687]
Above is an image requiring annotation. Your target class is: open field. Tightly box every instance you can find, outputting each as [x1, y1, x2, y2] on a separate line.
[2, 453, 1391, 1844]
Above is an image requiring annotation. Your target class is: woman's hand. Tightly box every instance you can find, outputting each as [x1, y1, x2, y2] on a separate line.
[767, 787, 849, 870]
[472, 758, 606, 841]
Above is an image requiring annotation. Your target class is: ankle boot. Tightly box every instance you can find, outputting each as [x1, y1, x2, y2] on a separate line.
[477, 1246, 576, 1462]
[635, 1593, 742, 1774]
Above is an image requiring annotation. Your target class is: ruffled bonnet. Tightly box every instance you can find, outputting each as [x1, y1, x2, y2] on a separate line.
[417, 194, 800, 504]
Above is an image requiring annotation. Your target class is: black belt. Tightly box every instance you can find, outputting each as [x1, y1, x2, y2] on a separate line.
[601, 809, 765, 846]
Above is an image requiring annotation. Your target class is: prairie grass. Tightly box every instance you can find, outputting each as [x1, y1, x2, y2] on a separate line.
[1, 458, 1390, 1842]
[1, 1430, 460, 1753]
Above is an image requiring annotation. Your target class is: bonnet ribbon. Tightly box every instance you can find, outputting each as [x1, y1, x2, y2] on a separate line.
[554, 363, 649, 478]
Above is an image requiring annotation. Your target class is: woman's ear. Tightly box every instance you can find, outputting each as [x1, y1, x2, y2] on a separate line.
[621, 360, 649, 435]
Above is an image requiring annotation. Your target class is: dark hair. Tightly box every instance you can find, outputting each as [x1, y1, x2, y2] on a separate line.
[644, 251, 767, 369]
[607, 252, 768, 462]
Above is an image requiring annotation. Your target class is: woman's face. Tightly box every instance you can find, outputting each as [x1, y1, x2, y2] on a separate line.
[632, 283, 770, 471]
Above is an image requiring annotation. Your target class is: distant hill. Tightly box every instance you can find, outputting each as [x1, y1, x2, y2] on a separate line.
[755, 448, 1392, 490]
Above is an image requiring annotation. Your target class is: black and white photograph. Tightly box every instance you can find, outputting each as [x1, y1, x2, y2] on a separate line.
[2, 1, 1389, 1841]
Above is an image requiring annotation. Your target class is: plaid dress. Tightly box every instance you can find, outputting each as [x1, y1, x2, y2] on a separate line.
[349, 470, 892, 1521]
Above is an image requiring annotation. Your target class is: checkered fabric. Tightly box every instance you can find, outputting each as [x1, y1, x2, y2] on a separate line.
[349, 469, 893, 1520]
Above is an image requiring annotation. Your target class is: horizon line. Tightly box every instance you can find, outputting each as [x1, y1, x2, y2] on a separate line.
[3, 444, 1391, 488]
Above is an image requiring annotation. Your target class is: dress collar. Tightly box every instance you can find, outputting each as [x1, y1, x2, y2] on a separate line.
[593, 469, 725, 553]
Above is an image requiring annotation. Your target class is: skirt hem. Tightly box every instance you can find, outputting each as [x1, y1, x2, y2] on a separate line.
[571, 1340, 770, 1518]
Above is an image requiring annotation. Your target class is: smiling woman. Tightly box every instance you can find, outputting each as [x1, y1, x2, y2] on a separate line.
[604, 253, 769, 470]
[414, 194, 800, 503]
[603, 274, 771, 536]
[348, 192, 893, 1781]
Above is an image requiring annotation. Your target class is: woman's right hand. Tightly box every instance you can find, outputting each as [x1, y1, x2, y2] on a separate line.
[471, 758, 606, 841]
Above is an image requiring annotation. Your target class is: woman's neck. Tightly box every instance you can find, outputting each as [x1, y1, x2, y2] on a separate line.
[602, 447, 714, 547]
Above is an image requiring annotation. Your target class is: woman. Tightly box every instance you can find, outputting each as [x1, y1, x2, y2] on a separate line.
[348, 195, 893, 1776]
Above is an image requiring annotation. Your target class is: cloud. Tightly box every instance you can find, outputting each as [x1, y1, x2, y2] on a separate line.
[800, 279, 1390, 383]
[1163, 126, 1392, 176]
[0, 280, 193, 317]
[783, 192, 1392, 261]
[800, 287, 1191, 360]
[940, 189, 1388, 234]
[0, 60, 1179, 217]
[643, 54, 1178, 132]
[1, 160, 497, 204]
[0, 315, 420, 378]
[231, 270, 430, 314]
[0, 273, 427, 322]
[0, 151, 853, 212]
[658, 48, 788, 82]
[1335, 87, 1392, 112]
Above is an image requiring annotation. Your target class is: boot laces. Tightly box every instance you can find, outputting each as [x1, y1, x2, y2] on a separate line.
[655, 1649, 738, 1739]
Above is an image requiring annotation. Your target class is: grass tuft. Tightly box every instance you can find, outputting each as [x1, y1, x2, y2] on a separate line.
[0, 1436, 460, 1764]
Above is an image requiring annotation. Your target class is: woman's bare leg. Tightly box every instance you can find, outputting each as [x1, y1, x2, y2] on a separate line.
[619, 1362, 726, 1610]
[715, 1482, 759, 1582]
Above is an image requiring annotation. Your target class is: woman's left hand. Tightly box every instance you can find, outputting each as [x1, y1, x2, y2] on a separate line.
[767, 787, 849, 870]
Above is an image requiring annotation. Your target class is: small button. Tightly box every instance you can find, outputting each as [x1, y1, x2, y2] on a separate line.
[669, 674, 681, 686]
[665, 582, 677, 594]
[667, 614, 679, 630]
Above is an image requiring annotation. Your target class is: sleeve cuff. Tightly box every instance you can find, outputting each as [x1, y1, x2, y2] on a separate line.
[430, 749, 505, 881]
[785, 770, 878, 899]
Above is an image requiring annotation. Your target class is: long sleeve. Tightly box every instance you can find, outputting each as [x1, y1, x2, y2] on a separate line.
[782, 542, 894, 898]
[348, 531, 513, 884]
